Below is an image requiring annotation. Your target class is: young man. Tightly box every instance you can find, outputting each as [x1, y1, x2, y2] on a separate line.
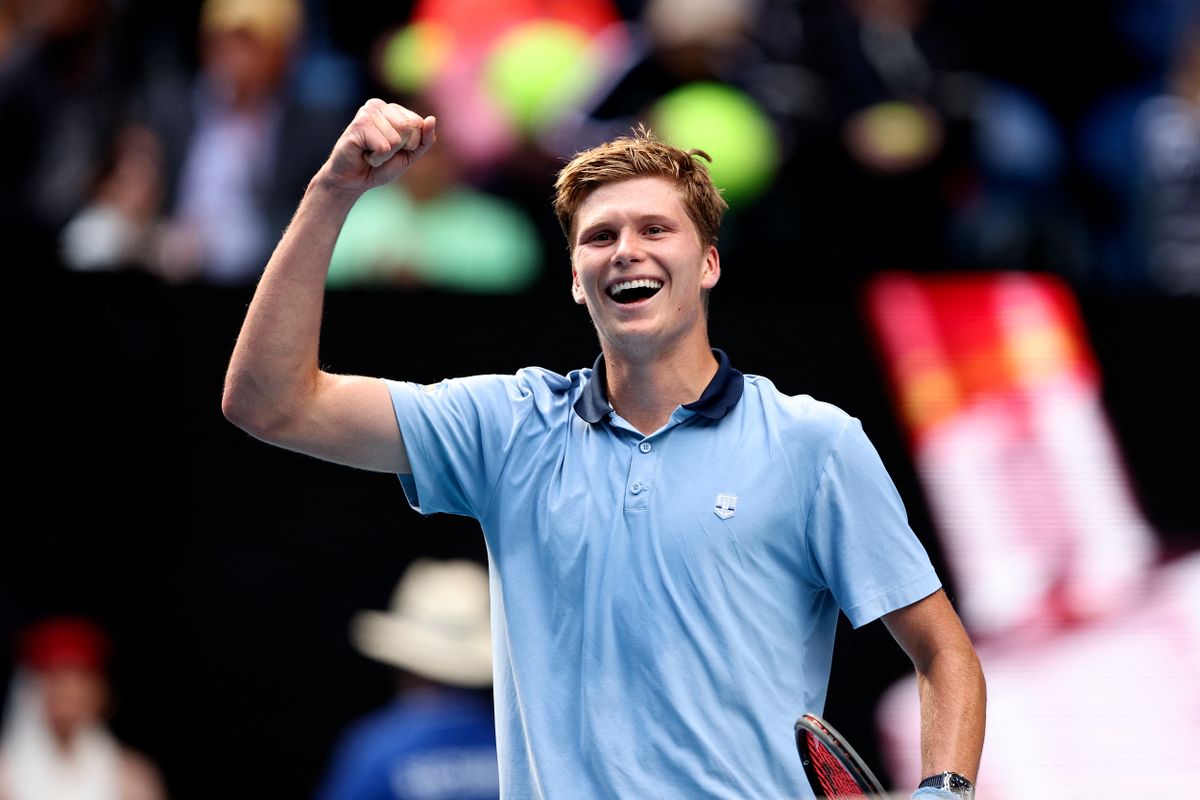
[223, 99, 985, 799]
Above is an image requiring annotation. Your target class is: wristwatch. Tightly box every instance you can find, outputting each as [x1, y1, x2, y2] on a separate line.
[917, 771, 974, 800]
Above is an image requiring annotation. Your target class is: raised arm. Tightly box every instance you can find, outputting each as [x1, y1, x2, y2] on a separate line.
[882, 589, 986, 797]
[221, 99, 436, 473]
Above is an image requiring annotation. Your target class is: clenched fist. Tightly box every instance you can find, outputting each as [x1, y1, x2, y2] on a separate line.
[317, 99, 438, 195]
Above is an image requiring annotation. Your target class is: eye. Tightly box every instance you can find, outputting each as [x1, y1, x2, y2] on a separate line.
[588, 230, 614, 243]
[645, 225, 665, 235]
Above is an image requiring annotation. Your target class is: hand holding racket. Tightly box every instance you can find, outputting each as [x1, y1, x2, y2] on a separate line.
[795, 713, 888, 799]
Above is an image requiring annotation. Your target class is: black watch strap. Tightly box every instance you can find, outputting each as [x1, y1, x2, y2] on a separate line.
[917, 771, 974, 799]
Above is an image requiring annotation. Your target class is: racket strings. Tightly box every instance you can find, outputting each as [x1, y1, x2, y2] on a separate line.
[804, 731, 869, 798]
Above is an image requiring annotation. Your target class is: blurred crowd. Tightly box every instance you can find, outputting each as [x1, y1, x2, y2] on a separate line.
[1, 560, 501, 800]
[0, 617, 167, 800]
[3, 0, 1199, 297]
[3, 3, 1198, 798]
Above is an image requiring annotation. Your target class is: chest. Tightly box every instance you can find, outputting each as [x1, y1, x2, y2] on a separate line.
[498, 418, 813, 579]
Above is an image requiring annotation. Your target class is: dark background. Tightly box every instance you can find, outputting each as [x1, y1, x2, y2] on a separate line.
[3, 267, 1196, 798]
[4, 0, 1200, 795]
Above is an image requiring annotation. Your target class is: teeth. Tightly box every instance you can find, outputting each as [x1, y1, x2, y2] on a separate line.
[608, 278, 663, 298]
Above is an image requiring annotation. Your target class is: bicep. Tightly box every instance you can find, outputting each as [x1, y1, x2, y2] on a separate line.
[271, 373, 411, 474]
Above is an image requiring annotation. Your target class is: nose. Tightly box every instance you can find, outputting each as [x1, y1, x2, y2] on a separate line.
[612, 229, 643, 267]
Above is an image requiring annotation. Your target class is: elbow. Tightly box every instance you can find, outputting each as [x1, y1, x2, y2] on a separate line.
[221, 382, 258, 434]
[221, 377, 283, 440]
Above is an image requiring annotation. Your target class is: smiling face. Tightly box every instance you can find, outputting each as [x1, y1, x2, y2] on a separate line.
[571, 176, 720, 358]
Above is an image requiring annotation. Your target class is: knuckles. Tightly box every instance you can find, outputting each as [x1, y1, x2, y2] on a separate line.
[342, 100, 430, 167]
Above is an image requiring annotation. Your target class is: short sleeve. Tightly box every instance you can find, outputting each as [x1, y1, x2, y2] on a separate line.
[387, 374, 530, 519]
[804, 418, 941, 627]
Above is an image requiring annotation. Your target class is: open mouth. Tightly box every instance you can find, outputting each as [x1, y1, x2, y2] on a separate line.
[608, 278, 663, 304]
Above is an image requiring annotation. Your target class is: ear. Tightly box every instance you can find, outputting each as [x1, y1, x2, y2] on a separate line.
[700, 245, 721, 290]
[571, 265, 587, 305]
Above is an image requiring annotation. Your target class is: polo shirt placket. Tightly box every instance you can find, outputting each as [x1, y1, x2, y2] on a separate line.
[575, 349, 745, 516]
[623, 430, 657, 511]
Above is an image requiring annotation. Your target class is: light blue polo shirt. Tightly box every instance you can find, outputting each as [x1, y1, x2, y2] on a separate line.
[387, 350, 940, 800]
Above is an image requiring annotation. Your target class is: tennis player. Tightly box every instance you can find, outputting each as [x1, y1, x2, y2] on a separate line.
[223, 99, 985, 800]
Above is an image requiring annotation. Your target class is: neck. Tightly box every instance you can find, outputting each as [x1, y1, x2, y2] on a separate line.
[601, 335, 718, 435]
[50, 724, 82, 755]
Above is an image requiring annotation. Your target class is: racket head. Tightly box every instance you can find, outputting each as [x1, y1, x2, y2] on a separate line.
[795, 713, 887, 798]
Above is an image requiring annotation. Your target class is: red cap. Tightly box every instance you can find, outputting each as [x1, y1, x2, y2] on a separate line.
[18, 617, 110, 672]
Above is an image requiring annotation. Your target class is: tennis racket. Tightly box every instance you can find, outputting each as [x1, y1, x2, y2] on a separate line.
[795, 713, 887, 798]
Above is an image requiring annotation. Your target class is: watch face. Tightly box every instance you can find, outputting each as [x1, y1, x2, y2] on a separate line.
[947, 773, 974, 799]
[919, 771, 974, 798]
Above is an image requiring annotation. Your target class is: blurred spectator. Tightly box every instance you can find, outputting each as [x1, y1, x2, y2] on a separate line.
[962, 0, 1200, 291]
[836, 0, 957, 175]
[556, 0, 785, 209]
[59, 0, 348, 285]
[766, 0, 981, 287]
[60, 122, 166, 273]
[155, 0, 350, 285]
[947, 79, 1091, 275]
[326, 116, 542, 292]
[553, 0, 772, 155]
[526, 0, 790, 302]
[314, 559, 498, 800]
[322, 36, 543, 294]
[0, 0, 125, 268]
[0, 617, 167, 800]
[1133, 16, 1200, 295]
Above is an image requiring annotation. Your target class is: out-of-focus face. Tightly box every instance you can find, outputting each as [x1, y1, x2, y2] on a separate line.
[37, 665, 108, 739]
[203, 28, 290, 106]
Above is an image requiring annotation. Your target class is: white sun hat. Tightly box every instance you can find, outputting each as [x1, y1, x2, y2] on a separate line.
[350, 559, 493, 688]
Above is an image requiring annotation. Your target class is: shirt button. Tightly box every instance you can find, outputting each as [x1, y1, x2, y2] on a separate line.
[630, 482, 643, 494]
[639, 442, 653, 453]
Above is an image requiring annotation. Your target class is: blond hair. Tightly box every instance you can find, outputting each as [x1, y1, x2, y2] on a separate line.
[553, 124, 728, 248]
[200, 0, 304, 47]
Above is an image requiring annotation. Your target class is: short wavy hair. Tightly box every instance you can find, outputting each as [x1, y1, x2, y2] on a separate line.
[553, 124, 728, 249]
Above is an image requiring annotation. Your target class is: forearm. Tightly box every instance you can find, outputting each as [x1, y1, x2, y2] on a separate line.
[221, 174, 360, 436]
[915, 643, 986, 782]
[883, 590, 987, 796]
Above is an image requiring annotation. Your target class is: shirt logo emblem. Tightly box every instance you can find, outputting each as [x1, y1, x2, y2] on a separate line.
[714, 493, 737, 520]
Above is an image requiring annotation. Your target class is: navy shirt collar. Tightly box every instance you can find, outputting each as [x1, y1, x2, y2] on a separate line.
[573, 348, 744, 424]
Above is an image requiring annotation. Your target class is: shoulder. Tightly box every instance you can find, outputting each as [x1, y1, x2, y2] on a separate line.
[514, 365, 589, 395]
[391, 366, 588, 410]
[118, 747, 168, 800]
[735, 374, 866, 479]
[332, 697, 486, 760]
[741, 374, 855, 438]
[338, 703, 413, 747]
